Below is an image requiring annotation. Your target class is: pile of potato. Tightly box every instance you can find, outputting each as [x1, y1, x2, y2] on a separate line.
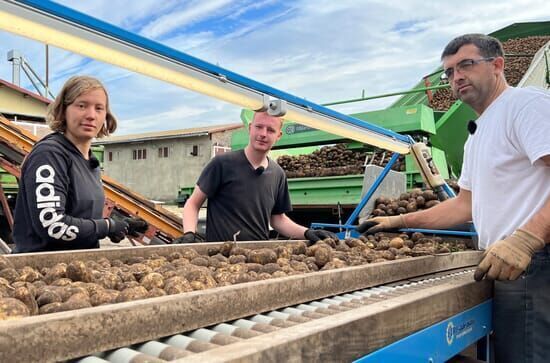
[0, 232, 469, 320]
[371, 188, 441, 217]
[430, 35, 550, 111]
[277, 144, 405, 178]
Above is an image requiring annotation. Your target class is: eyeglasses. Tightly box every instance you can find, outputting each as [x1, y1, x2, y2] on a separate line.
[441, 57, 495, 81]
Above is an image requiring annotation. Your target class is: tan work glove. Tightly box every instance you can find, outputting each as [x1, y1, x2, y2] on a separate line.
[474, 229, 546, 281]
[356, 215, 407, 235]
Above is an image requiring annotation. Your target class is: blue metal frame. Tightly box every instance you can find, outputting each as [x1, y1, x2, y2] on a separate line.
[311, 153, 400, 237]
[355, 300, 492, 363]
[15, 0, 410, 144]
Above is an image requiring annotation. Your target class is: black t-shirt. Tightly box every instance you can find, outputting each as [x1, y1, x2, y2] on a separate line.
[197, 150, 291, 242]
[12, 133, 109, 252]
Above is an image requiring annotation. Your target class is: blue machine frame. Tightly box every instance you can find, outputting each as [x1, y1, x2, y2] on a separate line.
[356, 300, 492, 363]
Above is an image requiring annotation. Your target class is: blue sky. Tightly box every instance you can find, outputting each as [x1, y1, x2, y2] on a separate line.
[0, 0, 549, 135]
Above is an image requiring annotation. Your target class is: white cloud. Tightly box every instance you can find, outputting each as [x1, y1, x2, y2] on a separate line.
[1, 0, 549, 135]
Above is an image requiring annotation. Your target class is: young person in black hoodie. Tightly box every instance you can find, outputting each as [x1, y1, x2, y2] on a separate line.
[12, 75, 147, 252]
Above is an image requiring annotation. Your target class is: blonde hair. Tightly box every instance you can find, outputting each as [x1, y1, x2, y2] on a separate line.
[46, 75, 117, 138]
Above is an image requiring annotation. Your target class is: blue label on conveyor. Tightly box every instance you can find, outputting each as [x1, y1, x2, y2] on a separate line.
[355, 300, 492, 363]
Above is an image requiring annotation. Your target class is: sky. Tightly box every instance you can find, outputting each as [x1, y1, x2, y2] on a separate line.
[0, 0, 549, 135]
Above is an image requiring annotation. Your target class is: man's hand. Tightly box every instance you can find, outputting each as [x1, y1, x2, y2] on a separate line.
[124, 217, 149, 237]
[356, 215, 407, 235]
[173, 232, 205, 244]
[474, 229, 546, 281]
[304, 229, 338, 243]
[107, 217, 128, 243]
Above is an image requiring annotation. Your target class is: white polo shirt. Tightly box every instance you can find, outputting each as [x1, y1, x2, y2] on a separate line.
[458, 87, 550, 249]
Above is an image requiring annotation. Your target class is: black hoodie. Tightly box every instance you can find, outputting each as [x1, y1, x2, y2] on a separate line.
[12, 132, 109, 252]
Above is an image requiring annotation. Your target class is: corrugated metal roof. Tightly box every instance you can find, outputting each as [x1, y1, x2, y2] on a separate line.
[94, 123, 243, 145]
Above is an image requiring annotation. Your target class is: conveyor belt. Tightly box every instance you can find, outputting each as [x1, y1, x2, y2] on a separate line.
[0, 245, 485, 362]
[77, 269, 489, 363]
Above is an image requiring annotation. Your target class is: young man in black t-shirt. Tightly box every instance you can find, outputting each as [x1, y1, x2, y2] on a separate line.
[179, 111, 335, 243]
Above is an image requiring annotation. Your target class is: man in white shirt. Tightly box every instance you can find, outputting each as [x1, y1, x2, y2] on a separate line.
[358, 34, 550, 363]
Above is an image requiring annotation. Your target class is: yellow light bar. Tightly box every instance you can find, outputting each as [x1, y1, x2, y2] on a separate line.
[285, 107, 410, 154]
[0, 4, 265, 110]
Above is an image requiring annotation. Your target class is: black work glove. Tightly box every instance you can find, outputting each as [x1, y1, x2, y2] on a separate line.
[107, 217, 128, 243]
[356, 215, 407, 235]
[124, 217, 149, 237]
[304, 229, 338, 243]
[173, 232, 205, 244]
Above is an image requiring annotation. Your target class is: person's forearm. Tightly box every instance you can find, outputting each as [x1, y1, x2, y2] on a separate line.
[521, 195, 550, 242]
[271, 214, 307, 239]
[182, 202, 200, 233]
[404, 193, 472, 229]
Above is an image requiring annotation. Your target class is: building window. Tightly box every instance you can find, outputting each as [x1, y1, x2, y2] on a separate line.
[108, 151, 113, 161]
[158, 147, 169, 158]
[132, 148, 147, 160]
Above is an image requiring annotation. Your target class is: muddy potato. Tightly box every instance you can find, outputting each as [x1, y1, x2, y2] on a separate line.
[147, 288, 167, 298]
[274, 245, 292, 259]
[94, 272, 121, 290]
[289, 260, 309, 273]
[0, 297, 30, 320]
[63, 292, 92, 310]
[117, 280, 141, 291]
[119, 271, 137, 283]
[39, 302, 64, 314]
[272, 271, 287, 278]
[0, 268, 20, 283]
[246, 263, 262, 273]
[0, 278, 14, 298]
[179, 247, 199, 261]
[397, 200, 409, 208]
[335, 241, 351, 252]
[186, 269, 216, 288]
[36, 289, 63, 307]
[230, 247, 251, 258]
[85, 260, 102, 271]
[140, 273, 165, 290]
[97, 257, 111, 269]
[321, 258, 347, 270]
[416, 196, 425, 207]
[396, 207, 407, 215]
[145, 258, 167, 270]
[292, 241, 307, 255]
[345, 238, 365, 248]
[211, 253, 228, 263]
[207, 257, 221, 269]
[257, 272, 272, 280]
[164, 276, 193, 295]
[425, 200, 440, 208]
[206, 247, 220, 257]
[126, 256, 145, 265]
[219, 242, 234, 257]
[228, 255, 247, 264]
[190, 257, 210, 267]
[314, 246, 332, 268]
[129, 263, 153, 281]
[116, 286, 149, 302]
[213, 270, 232, 284]
[304, 257, 319, 272]
[32, 280, 47, 291]
[66, 261, 92, 283]
[44, 263, 67, 284]
[372, 208, 386, 216]
[111, 259, 124, 268]
[228, 263, 248, 274]
[11, 281, 38, 299]
[389, 237, 404, 249]
[90, 289, 120, 306]
[406, 202, 417, 213]
[14, 286, 38, 315]
[261, 263, 281, 274]
[380, 250, 396, 260]
[248, 249, 277, 265]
